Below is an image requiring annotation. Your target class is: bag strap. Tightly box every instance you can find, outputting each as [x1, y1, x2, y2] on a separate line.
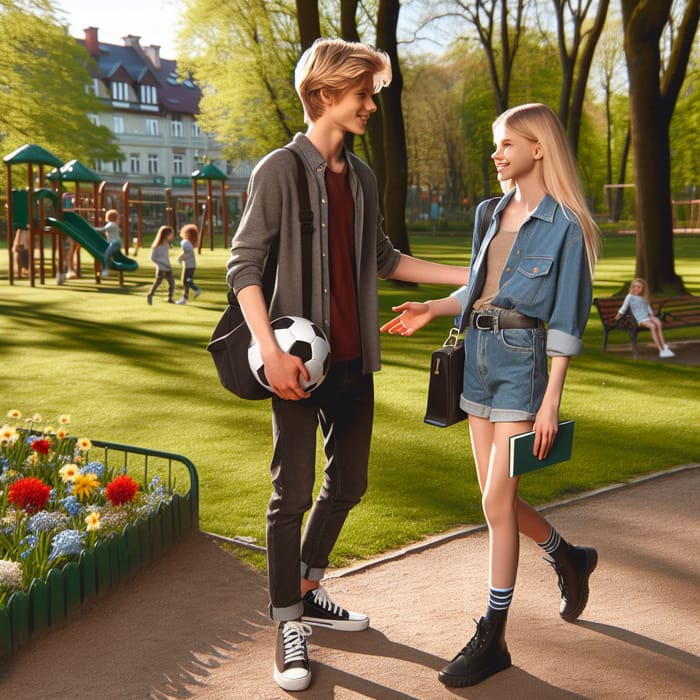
[288, 149, 313, 319]
[227, 147, 314, 318]
[454, 196, 501, 335]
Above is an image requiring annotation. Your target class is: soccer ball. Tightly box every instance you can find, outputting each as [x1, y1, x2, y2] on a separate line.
[248, 316, 331, 392]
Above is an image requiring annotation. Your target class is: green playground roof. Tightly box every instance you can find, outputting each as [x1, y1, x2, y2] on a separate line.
[47, 159, 102, 183]
[3, 143, 63, 167]
[192, 163, 227, 181]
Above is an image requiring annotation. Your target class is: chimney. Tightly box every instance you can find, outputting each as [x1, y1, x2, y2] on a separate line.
[123, 34, 142, 49]
[143, 45, 161, 70]
[84, 27, 99, 58]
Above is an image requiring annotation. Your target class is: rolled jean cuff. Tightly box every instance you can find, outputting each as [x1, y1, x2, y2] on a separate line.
[301, 562, 325, 582]
[270, 601, 303, 622]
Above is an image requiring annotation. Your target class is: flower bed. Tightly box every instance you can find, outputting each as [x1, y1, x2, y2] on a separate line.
[0, 411, 199, 657]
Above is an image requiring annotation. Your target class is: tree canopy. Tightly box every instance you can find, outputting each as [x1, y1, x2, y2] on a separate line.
[0, 1, 118, 182]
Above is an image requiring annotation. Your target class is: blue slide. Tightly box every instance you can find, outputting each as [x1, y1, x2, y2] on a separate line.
[47, 211, 138, 271]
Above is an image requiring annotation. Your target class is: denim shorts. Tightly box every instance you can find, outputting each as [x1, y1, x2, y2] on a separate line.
[460, 325, 548, 422]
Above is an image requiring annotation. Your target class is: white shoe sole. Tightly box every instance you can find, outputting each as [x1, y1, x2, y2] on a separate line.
[274, 665, 311, 691]
[301, 614, 369, 631]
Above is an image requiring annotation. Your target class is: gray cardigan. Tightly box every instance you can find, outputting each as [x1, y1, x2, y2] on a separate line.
[226, 133, 401, 374]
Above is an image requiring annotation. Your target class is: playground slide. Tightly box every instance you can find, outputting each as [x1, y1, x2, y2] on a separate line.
[46, 211, 138, 272]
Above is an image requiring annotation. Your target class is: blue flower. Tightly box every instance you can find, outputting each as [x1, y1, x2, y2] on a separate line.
[60, 495, 82, 517]
[48, 529, 84, 561]
[27, 511, 69, 534]
[82, 461, 105, 478]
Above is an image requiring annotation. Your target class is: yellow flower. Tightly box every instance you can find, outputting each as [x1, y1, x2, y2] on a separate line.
[43, 425, 56, 435]
[77, 437, 92, 452]
[84, 510, 101, 532]
[59, 463, 80, 483]
[72, 472, 100, 500]
[56, 429, 69, 440]
[0, 425, 19, 445]
[28, 413, 42, 423]
[6, 409, 21, 420]
[58, 415, 71, 425]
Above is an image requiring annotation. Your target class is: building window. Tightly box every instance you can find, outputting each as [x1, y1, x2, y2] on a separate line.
[130, 154, 140, 174]
[170, 117, 183, 138]
[113, 116, 125, 134]
[147, 154, 159, 174]
[173, 154, 184, 175]
[192, 121, 202, 137]
[113, 159, 124, 174]
[140, 84, 157, 105]
[111, 81, 130, 102]
[145, 119, 159, 136]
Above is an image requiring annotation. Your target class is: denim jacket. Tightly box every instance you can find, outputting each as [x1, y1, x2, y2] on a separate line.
[452, 190, 592, 357]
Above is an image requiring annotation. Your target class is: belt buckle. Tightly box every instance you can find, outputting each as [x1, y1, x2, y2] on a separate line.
[475, 313, 494, 331]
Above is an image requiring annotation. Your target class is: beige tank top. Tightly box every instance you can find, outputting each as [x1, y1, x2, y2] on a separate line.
[472, 227, 518, 310]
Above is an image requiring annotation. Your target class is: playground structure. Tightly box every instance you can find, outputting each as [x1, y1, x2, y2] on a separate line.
[4, 144, 139, 286]
[4, 144, 244, 286]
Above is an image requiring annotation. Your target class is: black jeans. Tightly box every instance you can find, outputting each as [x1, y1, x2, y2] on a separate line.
[267, 359, 373, 620]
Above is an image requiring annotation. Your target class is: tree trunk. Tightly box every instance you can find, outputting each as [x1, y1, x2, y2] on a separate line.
[296, 1, 321, 51]
[376, 0, 411, 253]
[622, 0, 698, 293]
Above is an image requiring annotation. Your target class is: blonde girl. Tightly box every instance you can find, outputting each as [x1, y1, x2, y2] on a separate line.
[383, 103, 601, 687]
[176, 224, 201, 304]
[615, 278, 674, 357]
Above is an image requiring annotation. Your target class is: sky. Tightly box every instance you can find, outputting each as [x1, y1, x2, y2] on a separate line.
[55, 0, 183, 58]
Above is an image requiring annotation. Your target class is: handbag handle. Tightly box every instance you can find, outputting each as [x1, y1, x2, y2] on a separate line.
[443, 327, 460, 348]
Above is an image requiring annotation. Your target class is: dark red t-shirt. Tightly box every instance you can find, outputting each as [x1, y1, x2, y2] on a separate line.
[325, 167, 361, 362]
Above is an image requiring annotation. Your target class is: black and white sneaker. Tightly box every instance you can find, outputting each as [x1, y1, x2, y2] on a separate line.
[302, 585, 369, 631]
[274, 620, 312, 691]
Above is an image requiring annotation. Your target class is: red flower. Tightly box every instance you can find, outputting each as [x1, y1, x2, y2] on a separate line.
[105, 475, 139, 506]
[31, 438, 51, 455]
[8, 477, 52, 513]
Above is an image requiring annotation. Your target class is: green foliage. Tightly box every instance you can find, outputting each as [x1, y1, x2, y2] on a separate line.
[0, 1, 118, 181]
[177, 0, 305, 161]
[0, 233, 698, 570]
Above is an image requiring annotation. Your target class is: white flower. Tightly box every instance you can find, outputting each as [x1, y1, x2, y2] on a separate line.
[0, 559, 23, 588]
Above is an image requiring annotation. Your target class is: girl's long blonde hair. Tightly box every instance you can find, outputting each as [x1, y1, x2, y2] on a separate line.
[152, 225, 173, 248]
[493, 103, 601, 280]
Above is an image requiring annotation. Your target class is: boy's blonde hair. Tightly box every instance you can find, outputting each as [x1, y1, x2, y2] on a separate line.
[493, 103, 600, 280]
[105, 209, 119, 222]
[295, 38, 391, 124]
[180, 224, 199, 245]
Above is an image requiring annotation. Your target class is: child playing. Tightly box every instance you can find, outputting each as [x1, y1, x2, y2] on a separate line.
[615, 278, 675, 358]
[147, 225, 176, 305]
[12, 227, 30, 278]
[99, 209, 122, 279]
[176, 224, 201, 304]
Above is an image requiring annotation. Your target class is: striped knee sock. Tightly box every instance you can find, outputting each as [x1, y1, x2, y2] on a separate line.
[538, 528, 570, 562]
[486, 586, 514, 621]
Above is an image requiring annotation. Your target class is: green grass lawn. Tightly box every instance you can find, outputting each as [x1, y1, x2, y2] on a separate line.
[1, 232, 699, 570]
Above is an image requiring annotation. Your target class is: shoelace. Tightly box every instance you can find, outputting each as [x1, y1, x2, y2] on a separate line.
[544, 556, 569, 595]
[282, 621, 312, 664]
[310, 585, 346, 615]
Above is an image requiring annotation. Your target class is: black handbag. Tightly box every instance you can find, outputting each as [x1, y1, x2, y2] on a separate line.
[424, 328, 467, 427]
[207, 148, 314, 400]
[423, 197, 500, 427]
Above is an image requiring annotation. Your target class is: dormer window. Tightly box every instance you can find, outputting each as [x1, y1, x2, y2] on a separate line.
[111, 81, 130, 102]
[140, 84, 157, 105]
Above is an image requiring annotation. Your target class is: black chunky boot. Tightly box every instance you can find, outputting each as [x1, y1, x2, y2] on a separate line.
[438, 617, 511, 687]
[546, 544, 598, 621]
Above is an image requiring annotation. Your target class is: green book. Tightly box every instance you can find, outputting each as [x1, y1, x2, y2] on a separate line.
[509, 420, 575, 477]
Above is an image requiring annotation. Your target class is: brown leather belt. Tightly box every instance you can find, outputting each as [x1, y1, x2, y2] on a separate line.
[469, 311, 544, 331]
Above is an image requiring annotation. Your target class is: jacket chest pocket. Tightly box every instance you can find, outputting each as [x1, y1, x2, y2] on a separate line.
[512, 256, 553, 304]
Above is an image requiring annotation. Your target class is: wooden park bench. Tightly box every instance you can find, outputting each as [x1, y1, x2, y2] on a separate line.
[592, 295, 700, 357]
